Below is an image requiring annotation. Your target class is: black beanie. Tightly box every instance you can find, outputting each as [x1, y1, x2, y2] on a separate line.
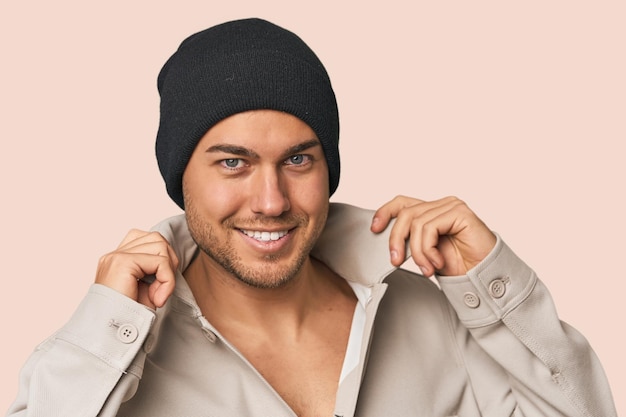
[156, 18, 340, 209]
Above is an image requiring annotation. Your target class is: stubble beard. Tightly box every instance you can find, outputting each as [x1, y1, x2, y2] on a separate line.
[184, 196, 327, 290]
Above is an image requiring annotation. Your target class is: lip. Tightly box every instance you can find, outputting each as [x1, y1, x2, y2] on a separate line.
[238, 226, 291, 233]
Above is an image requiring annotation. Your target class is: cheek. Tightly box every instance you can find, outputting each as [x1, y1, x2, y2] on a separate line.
[290, 168, 329, 215]
[183, 172, 243, 220]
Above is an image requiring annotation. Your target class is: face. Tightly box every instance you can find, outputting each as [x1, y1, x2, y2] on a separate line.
[182, 110, 330, 289]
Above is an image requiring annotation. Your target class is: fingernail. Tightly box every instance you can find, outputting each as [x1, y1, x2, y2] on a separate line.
[390, 249, 399, 262]
[418, 265, 429, 276]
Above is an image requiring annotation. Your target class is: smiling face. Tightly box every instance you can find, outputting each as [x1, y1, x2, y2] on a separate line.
[182, 110, 330, 289]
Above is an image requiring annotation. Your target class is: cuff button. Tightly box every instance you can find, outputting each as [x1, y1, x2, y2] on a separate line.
[488, 278, 508, 299]
[463, 292, 480, 308]
[117, 324, 139, 344]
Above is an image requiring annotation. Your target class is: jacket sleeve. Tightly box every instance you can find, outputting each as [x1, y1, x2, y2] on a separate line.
[435, 234, 617, 417]
[5, 284, 155, 417]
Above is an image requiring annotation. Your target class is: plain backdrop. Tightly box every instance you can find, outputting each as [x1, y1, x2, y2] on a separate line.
[1, 0, 624, 413]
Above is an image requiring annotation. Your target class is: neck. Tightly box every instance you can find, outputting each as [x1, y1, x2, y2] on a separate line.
[184, 250, 354, 338]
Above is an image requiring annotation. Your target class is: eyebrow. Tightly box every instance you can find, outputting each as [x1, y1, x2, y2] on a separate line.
[205, 144, 260, 158]
[205, 139, 321, 160]
[279, 139, 321, 159]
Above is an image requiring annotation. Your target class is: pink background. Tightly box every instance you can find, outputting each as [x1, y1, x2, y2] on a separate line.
[1, 1, 624, 413]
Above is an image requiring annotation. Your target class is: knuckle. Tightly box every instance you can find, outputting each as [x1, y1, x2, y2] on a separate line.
[409, 247, 427, 263]
[391, 194, 410, 207]
[410, 216, 426, 230]
[148, 231, 166, 240]
[154, 240, 169, 252]
[452, 199, 470, 213]
[421, 220, 435, 233]
[97, 252, 114, 268]
[452, 195, 467, 206]
[126, 228, 146, 238]
[443, 195, 462, 203]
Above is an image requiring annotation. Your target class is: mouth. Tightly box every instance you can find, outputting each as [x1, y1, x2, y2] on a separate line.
[239, 228, 290, 242]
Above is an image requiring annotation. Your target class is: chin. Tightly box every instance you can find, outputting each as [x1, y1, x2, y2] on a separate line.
[227, 255, 310, 290]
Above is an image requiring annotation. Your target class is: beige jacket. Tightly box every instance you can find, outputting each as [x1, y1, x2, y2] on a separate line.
[7, 203, 616, 417]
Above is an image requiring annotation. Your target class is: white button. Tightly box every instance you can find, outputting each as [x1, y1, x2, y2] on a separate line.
[117, 324, 139, 344]
[463, 292, 480, 308]
[489, 279, 506, 299]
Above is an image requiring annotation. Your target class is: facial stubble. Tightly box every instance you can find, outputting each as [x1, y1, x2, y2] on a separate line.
[184, 192, 327, 289]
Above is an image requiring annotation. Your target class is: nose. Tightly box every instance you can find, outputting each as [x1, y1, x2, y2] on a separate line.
[249, 167, 290, 216]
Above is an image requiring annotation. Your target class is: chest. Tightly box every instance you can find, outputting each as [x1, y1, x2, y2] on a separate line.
[235, 334, 349, 417]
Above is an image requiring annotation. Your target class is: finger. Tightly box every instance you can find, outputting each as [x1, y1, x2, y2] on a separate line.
[96, 252, 176, 303]
[386, 205, 414, 266]
[148, 273, 177, 308]
[138, 266, 177, 309]
[117, 231, 170, 252]
[418, 199, 467, 268]
[371, 195, 423, 233]
[418, 198, 495, 276]
[386, 198, 453, 268]
[402, 198, 466, 274]
[137, 280, 156, 310]
[404, 212, 441, 275]
[116, 239, 179, 271]
[116, 229, 151, 249]
[140, 250, 177, 308]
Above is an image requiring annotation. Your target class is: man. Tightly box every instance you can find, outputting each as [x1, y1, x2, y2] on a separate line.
[7, 18, 616, 417]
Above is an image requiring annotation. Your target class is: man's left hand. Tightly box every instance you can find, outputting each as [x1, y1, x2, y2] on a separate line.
[371, 196, 497, 277]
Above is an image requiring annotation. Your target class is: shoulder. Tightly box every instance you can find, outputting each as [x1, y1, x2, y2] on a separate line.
[369, 269, 465, 367]
[376, 269, 458, 331]
[382, 268, 447, 307]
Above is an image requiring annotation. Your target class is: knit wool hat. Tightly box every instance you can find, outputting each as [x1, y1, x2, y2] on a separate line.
[156, 18, 340, 209]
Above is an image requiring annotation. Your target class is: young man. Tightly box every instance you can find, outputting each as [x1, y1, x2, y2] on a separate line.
[7, 18, 616, 417]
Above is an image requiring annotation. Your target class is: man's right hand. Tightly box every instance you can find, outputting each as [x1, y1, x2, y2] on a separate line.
[95, 230, 179, 309]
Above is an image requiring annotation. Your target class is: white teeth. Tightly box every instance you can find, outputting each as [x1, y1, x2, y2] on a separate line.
[241, 229, 288, 242]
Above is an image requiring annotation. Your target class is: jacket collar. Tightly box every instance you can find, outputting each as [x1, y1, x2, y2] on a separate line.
[150, 202, 402, 289]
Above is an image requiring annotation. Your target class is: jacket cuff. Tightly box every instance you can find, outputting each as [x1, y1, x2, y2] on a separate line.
[55, 284, 155, 371]
[436, 234, 537, 328]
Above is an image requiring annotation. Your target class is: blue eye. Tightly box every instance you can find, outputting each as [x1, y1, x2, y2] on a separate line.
[222, 159, 243, 168]
[286, 155, 308, 165]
